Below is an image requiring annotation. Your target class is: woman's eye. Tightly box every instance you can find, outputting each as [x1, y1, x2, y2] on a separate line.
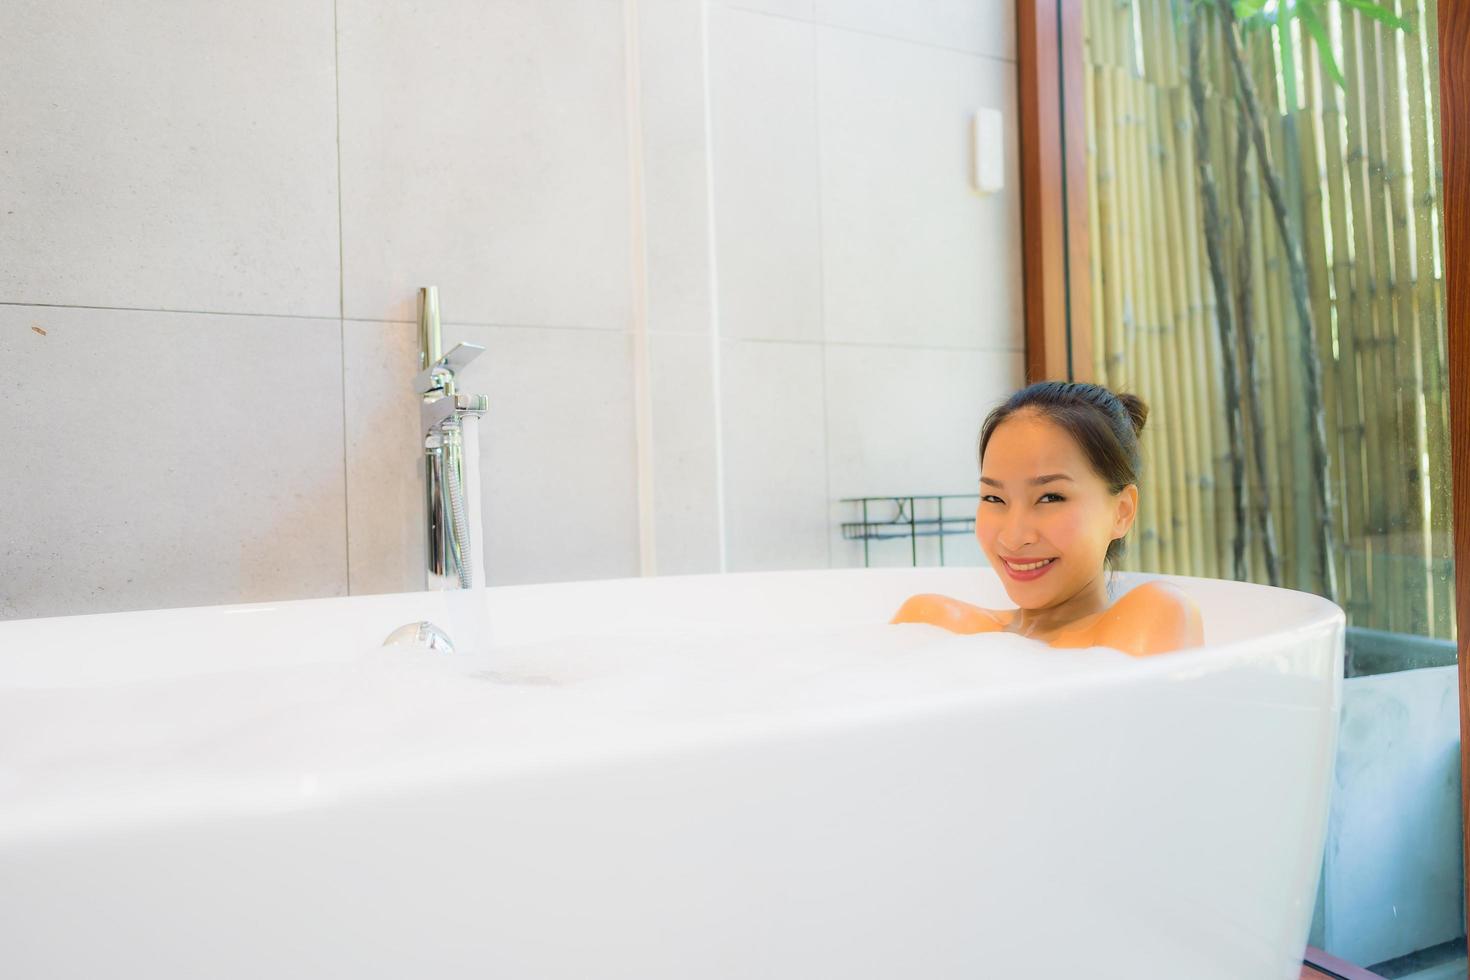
[980, 495, 1003, 504]
[1040, 493, 1065, 503]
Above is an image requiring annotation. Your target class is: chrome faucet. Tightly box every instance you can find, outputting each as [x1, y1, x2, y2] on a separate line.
[416, 286, 488, 591]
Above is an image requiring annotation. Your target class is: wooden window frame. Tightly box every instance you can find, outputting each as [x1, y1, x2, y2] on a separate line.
[1018, 0, 1091, 384]
[1442, 0, 1470, 950]
[1017, 0, 1470, 951]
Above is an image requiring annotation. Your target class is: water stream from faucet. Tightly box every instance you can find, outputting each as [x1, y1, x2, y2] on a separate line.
[445, 414, 491, 654]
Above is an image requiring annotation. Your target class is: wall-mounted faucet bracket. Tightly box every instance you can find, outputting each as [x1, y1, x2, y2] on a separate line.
[414, 342, 487, 398]
[422, 392, 489, 437]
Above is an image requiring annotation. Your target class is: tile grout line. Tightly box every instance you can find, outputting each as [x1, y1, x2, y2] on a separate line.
[720, 336, 1025, 353]
[813, 19, 834, 570]
[333, 0, 352, 595]
[0, 301, 338, 320]
[0, 300, 1022, 355]
[701, 0, 729, 574]
[624, 0, 658, 577]
[716, 2, 1018, 66]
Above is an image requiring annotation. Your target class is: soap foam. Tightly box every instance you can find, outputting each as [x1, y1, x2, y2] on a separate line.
[0, 623, 1137, 837]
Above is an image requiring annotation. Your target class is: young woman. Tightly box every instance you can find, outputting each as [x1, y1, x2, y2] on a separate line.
[891, 382, 1203, 657]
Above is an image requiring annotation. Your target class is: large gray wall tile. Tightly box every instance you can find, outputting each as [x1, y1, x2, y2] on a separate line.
[825, 345, 1017, 496]
[0, 1, 340, 316]
[447, 324, 641, 585]
[343, 320, 425, 596]
[825, 345, 1020, 569]
[818, 27, 1021, 349]
[720, 339, 829, 571]
[336, 0, 632, 327]
[650, 332, 723, 574]
[708, 6, 823, 343]
[0, 306, 347, 620]
[638, 0, 715, 336]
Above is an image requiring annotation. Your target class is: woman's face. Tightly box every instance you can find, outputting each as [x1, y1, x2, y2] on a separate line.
[975, 411, 1137, 609]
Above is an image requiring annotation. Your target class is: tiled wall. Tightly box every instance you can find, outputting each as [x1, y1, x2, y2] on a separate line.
[0, 0, 1023, 620]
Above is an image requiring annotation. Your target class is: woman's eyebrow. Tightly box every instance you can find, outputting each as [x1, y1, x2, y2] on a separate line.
[979, 473, 1074, 488]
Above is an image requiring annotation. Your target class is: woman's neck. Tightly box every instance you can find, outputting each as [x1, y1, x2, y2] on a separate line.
[1010, 571, 1112, 640]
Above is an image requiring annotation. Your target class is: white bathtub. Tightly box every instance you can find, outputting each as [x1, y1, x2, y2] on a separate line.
[0, 567, 1343, 979]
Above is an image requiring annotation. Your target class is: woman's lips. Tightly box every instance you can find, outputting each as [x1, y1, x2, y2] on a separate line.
[1001, 557, 1057, 581]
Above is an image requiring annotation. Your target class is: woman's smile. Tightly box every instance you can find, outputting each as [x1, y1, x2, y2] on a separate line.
[1000, 556, 1058, 580]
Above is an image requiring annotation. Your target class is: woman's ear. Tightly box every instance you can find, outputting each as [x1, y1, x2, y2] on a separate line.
[1113, 484, 1138, 539]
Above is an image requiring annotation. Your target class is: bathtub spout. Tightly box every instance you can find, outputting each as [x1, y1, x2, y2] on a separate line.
[382, 620, 456, 654]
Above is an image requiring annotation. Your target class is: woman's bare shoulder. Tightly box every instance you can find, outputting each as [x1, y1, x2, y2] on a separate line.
[1095, 581, 1204, 656]
[890, 593, 1008, 634]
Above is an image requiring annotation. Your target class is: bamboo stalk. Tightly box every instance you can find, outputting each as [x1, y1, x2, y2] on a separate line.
[1172, 86, 1226, 578]
[1404, 0, 1454, 639]
[1251, 102, 1289, 589]
[1086, 59, 1107, 385]
[1143, 0, 1161, 84]
[1205, 26, 1240, 578]
[1120, 69, 1153, 569]
[1187, 2, 1249, 579]
[1341, 10, 1392, 631]
[1176, 80, 1232, 578]
[1140, 11, 1187, 570]
[1245, 26, 1285, 589]
[1233, 40, 1284, 587]
[1115, 68, 1141, 397]
[1253, 31, 1298, 591]
[1321, 78, 1373, 625]
[1282, 16, 1322, 595]
[1109, 64, 1139, 573]
[1312, 19, 1375, 626]
[1133, 71, 1174, 570]
[1228, 37, 1268, 583]
[1098, 68, 1129, 390]
[1379, 6, 1434, 636]
[1359, 12, 1412, 632]
[1165, 0, 1182, 87]
[1149, 83, 1196, 574]
[1087, 0, 1101, 66]
[1157, 84, 1208, 576]
[1218, 0, 1340, 604]
[1298, 45, 1349, 604]
[1161, 0, 1179, 85]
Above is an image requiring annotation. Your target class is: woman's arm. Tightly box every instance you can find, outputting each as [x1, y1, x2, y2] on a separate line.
[1094, 581, 1204, 656]
[890, 593, 1005, 634]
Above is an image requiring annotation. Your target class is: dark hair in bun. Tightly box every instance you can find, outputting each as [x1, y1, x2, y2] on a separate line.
[977, 381, 1147, 569]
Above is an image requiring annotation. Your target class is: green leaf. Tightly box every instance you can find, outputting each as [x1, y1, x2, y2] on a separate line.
[1296, 4, 1347, 88]
[1337, 0, 1413, 32]
[1234, 0, 1269, 18]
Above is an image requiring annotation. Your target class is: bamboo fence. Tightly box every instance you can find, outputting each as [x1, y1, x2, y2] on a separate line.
[1080, 0, 1454, 641]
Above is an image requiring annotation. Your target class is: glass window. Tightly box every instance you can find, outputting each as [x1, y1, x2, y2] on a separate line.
[1076, 0, 1461, 974]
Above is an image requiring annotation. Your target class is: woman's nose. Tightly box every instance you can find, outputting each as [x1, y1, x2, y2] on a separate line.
[998, 512, 1039, 549]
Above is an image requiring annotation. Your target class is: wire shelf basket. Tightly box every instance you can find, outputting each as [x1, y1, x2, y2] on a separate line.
[840, 494, 980, 568]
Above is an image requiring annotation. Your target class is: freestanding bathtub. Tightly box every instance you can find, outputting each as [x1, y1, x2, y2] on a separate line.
[0, 566, 1343, 979]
